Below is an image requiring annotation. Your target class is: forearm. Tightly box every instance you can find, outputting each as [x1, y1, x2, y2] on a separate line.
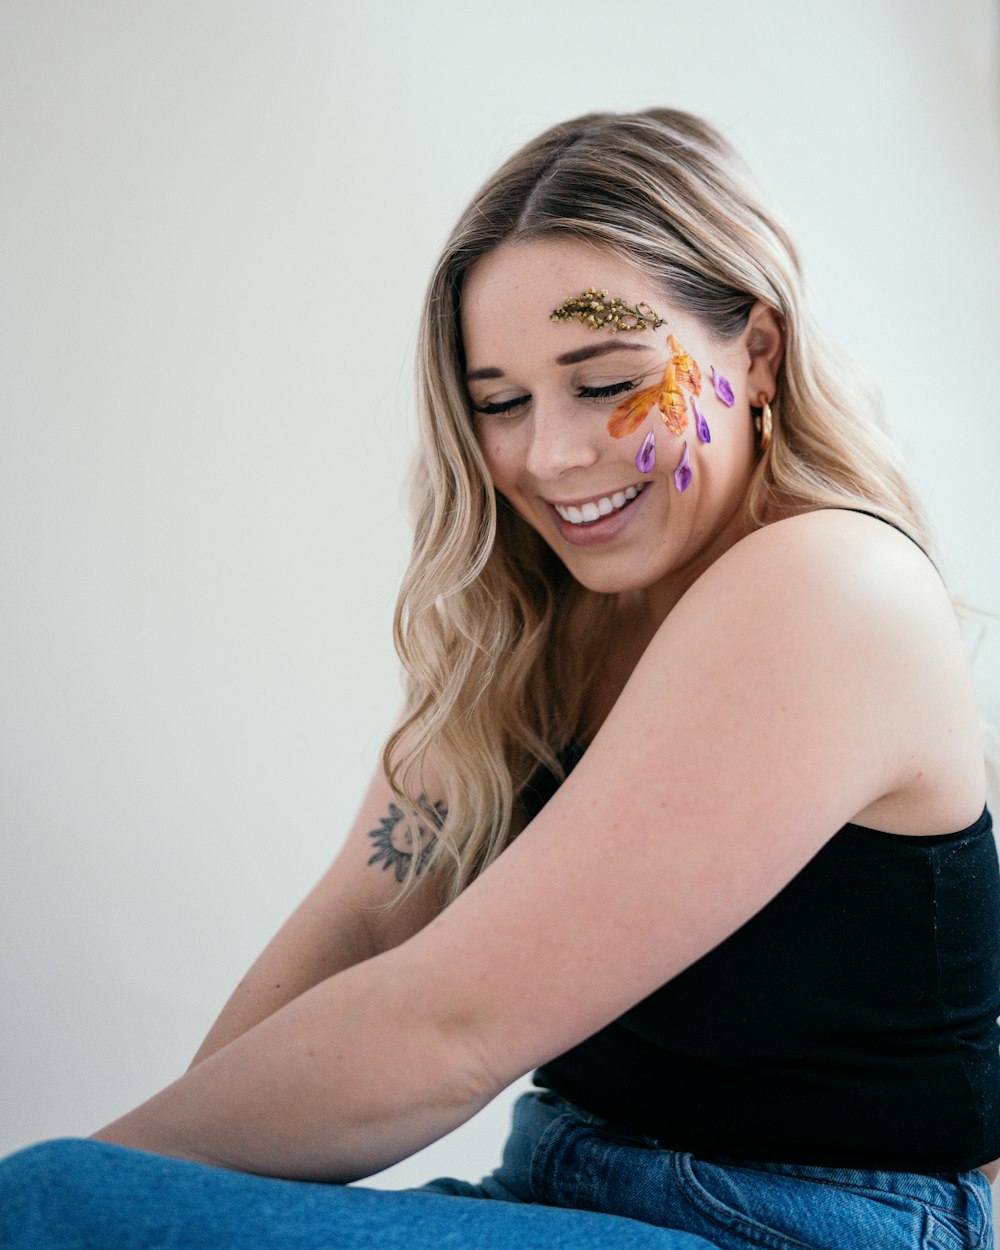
[187, 767, 449, 1071]
[188, 911, 374, 1069]
[93, 950, 495, 1182]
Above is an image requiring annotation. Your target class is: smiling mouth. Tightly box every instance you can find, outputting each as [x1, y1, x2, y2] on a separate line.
[552, 482, 647, 526]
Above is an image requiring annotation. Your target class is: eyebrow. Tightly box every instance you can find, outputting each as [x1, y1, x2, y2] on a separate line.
[464, 339, 657, 383]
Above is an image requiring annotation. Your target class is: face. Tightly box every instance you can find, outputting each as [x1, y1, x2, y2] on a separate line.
[460, 238, 782, 622]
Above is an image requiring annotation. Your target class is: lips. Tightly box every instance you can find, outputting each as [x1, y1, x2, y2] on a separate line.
[545, 481, 649, 547]
[552, 482, 648, 526]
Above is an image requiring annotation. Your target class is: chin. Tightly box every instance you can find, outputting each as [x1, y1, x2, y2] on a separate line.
[561, 557, 663, 597]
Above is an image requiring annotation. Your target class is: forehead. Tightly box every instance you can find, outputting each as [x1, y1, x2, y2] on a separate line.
[460, 238, 663, 367]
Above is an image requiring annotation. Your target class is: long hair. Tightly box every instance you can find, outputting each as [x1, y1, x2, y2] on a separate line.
[381, 107, 931, 904]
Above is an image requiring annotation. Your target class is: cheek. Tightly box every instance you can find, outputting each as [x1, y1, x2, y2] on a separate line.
[477, 429, 521, 492]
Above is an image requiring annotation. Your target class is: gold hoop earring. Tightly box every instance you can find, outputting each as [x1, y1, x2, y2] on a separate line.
[753, 396, 773, 454]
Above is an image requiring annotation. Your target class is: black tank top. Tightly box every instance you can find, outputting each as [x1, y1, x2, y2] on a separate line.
[525, 510, 1000, 1172]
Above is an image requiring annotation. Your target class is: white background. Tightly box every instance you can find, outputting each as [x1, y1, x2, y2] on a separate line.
[2, 0, 999, 1209]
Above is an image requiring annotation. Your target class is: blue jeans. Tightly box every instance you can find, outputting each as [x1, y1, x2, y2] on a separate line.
[0, 1090, 993, 1249]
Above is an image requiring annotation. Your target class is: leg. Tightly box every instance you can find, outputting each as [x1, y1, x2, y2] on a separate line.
[0, 1138, 721, 1250]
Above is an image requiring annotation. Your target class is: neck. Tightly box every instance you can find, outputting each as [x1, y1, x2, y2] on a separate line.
[632, 495, 762, 631]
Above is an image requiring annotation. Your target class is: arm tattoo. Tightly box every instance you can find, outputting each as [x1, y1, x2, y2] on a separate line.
[366, 795, 446, 883]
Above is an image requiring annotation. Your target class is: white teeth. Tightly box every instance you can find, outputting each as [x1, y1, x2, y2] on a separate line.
[554, 482, 646, 526]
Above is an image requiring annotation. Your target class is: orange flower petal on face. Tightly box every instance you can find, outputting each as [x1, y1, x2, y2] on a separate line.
[607, 382, 660, 438]
[658, 363, 689, 435]
[668, 334, 702, 396]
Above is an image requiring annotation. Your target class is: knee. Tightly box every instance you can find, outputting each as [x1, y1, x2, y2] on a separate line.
[0, 1138, 111, 1247]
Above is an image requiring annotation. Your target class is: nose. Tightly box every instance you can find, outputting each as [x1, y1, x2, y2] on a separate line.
[524, 398, 601, 480]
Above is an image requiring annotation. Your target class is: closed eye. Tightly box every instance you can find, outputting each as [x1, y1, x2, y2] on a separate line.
[471, 378, 640, 417]
[470, 395, 527, 416]
[583, 381, 640, 401]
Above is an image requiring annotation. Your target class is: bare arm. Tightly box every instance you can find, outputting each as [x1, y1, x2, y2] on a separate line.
[93, 514, 983, 1181]
[188, 719, 449, 1068]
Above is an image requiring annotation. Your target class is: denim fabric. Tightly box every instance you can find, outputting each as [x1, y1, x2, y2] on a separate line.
[419, 1090, 995, 1250]
[0, 1091, 992, 1249]
[0, 1134, 713, 1250]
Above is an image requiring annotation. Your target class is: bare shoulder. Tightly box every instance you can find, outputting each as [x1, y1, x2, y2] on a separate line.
[391, 514, 983, 1089]
[672, 508, 958, 663]
[697, 508, 947, 620]
[651, 508, 986, 833]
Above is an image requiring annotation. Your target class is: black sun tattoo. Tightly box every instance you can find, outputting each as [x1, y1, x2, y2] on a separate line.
[366, 795, 446, 883]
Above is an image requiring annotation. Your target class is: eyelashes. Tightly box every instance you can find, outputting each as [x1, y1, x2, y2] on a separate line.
[579, 380, 640, 402]
[471, 378, 638, 417]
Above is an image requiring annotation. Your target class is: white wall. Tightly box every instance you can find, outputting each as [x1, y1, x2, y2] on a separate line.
[1, 0, 998, 1197]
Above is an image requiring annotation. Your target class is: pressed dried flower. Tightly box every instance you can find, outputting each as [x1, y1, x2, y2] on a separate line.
[668, 335, 702, 396]
[693, 398, 711, 443]
[658, 363, 688, 435]
[710, 366, 735, 407]
[608, 382, 660, 438]
[636, 430, 656, 473]
[550, 287, 666, 332]
[674, 441, 692, 493]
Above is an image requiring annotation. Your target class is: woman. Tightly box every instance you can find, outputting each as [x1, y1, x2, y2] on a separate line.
[2, 108, 996, 1250]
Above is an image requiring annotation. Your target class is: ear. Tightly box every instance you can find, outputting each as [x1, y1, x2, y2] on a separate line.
[743, 302, 784, 403]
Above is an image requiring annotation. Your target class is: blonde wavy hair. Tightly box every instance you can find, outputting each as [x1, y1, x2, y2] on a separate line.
[382, 106, 932, 905]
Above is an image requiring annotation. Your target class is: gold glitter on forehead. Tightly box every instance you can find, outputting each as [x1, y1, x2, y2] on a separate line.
[549, 288, 666, 333]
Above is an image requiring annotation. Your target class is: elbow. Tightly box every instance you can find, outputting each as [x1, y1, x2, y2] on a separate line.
[430, 990, 524, 1117]
[443, 1024, 510, 1115]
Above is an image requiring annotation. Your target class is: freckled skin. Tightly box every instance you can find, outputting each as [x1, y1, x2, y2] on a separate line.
[462, 238, 784, 628]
